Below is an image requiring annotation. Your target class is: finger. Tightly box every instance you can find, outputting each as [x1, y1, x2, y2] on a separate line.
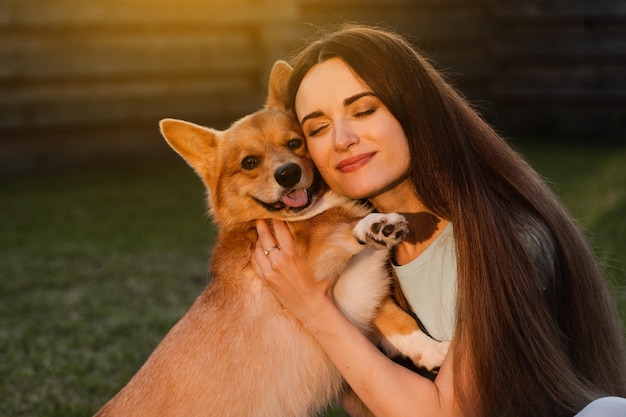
[256, 219, 277, 251]
[272, 220, 293, 250]
[253, 239, 270, 267]
[252, 239, 275, 283]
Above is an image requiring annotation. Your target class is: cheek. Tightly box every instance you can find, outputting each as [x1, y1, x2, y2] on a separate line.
[307, 147, 340, 187]
[387, 125, 411, 166]
[306, 141, 326, 167]
[396, 146, 411, 170]
[388, 149, 411, 183]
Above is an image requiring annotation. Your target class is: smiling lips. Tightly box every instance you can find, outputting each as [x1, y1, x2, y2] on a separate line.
[336, 152, 376, 173]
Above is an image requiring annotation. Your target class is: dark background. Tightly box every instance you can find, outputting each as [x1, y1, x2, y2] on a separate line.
[1, 0, 625, 174]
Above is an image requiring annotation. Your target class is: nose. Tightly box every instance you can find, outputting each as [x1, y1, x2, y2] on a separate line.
[275, 163, 302, 188]
[334, 120, 358, 151]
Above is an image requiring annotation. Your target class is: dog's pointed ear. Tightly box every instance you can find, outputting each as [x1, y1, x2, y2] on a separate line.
[160, 118, 218, 175]
[266, 60, 292, 110]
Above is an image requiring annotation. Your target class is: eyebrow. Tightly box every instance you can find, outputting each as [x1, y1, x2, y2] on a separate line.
[299, 91, 377, 125]
[344, 91, 376, 106]
[300, 110, 323, 126]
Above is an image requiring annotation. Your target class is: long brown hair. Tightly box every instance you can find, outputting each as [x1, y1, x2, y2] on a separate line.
[286, 24, 626, 417]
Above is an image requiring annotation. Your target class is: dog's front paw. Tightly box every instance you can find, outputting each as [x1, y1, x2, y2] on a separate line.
[353, 213, 408, 248]
[418, 339, 450, 374]
[380, 331, 450, 374]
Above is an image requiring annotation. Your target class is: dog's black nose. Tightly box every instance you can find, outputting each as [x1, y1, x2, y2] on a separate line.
[275, 163, 302, 188]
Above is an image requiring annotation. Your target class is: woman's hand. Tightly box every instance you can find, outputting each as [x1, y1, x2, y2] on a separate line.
[252, 220, 462, 417]
[251, 219, 334, 326]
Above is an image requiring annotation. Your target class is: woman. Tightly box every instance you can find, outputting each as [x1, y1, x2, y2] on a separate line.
[251, 24, 626, 417]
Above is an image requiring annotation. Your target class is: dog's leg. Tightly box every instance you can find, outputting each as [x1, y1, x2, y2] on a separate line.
[352, 213, 449, 372]
[375, 298, 450, 373]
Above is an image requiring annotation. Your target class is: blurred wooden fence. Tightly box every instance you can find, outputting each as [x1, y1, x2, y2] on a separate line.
[1, 0, 624, 173]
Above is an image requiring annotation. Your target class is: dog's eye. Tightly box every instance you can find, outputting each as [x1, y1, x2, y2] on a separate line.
[241, 156, 260, 170]
[287, 138, 303, 150]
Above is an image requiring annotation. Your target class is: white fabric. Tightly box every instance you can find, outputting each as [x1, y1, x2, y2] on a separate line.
[575, 397, 626, 416]
[393, 222, 457, 342]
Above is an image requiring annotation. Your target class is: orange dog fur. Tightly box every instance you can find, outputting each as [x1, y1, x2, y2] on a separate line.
[94, 61, 447, 417]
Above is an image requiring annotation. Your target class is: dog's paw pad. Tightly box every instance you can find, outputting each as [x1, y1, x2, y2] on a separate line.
[353, 213, 408, 248]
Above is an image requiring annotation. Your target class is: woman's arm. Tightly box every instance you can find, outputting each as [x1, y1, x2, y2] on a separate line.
[252, 219, 463, 417]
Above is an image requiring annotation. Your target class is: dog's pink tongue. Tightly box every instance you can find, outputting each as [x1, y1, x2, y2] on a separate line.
[281, 189, 308, 208]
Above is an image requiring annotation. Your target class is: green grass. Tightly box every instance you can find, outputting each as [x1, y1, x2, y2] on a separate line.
[1, 141, 625, 417]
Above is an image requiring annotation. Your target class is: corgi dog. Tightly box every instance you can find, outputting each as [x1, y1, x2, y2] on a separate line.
[94, 61, 448, 417]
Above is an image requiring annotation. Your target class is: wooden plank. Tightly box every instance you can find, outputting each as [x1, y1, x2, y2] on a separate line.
[492, 36, 626, 63]
[301, 0, 490, 8]
[493, 64, 626, 92]
[0, 78, 262, 130]
[0, 31, 259, 80]
[493, 104, 626, 139]
[494, 0, 626, 19]
[0, 0, 297, 28]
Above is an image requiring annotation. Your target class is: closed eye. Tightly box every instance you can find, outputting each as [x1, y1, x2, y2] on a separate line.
[355, 108, 375, 118]
[307, 124, 328, 138]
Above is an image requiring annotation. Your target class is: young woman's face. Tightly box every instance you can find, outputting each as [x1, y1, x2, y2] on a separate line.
[295, 58, 411, 201]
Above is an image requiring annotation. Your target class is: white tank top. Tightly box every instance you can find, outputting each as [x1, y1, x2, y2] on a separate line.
[393, 223, 457, 341]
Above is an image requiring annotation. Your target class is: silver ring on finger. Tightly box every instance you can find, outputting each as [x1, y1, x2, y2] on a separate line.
[263, 245, 278, 256]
